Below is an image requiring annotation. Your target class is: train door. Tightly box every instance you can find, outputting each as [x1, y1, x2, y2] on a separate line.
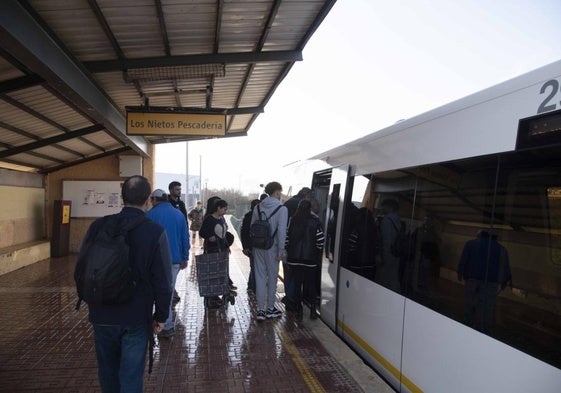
[312, 165, 350, 332]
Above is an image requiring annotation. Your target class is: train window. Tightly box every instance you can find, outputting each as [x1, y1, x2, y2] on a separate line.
[547, 187, 561, 266]
[325, 184, 341, 263]
[492, 147, 561, 368]
[341, 175, 376, 278]
[402, 148, 561, 369]
[369, 171, 417, 293]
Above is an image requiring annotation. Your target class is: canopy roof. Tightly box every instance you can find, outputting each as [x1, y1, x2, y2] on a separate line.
[0, 0, 335, 173]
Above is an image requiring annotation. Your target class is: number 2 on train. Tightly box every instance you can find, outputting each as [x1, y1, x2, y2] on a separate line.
[538, 79, 560, 114]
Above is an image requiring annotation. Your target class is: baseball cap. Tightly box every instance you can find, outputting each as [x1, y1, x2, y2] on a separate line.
[151, 189, 167, 199]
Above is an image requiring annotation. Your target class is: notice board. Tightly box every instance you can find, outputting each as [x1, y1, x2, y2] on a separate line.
[62, 180, 124, 217]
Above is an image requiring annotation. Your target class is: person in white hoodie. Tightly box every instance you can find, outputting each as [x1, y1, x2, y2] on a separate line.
[251, 181, 288, 321]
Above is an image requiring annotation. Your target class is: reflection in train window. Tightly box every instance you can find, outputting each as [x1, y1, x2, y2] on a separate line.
[547, 187, 561, 266]
[325, 184, 341, 263]
[340, 148, 561, 368]
[341, 175, 375, 277]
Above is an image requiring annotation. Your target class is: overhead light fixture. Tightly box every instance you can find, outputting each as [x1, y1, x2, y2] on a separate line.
[124, 64, 225, 82]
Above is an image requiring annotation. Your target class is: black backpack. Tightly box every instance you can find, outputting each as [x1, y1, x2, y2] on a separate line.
[250, 205, 282, 249]
[74, 214, 148, 310]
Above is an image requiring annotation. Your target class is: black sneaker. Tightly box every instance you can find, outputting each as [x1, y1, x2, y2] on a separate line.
[158, 328, 175, 339]
[266, 307, 282, 319]
[256, 310, 266, 321]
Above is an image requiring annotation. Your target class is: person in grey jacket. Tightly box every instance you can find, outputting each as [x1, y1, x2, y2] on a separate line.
[251, 181, 288, 321]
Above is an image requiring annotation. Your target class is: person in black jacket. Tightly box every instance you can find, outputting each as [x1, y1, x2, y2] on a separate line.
[78, 175, 172, 393]
[168, 181, 187, 221]
[282, 187, 312, 311]
[240, 199, 260, 294]
[285, 199, 325, 320]
[199, 198, 235, 307]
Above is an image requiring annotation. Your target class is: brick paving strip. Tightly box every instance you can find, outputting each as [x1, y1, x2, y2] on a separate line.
[0, 247, 366, 393]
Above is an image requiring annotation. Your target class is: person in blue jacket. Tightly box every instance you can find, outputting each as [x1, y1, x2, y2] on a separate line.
[457, 228, 512, 333]
[147, 189, 190, 338]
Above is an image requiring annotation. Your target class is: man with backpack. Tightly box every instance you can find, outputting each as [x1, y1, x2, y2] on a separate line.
[251, 181, 288, 321]
[75, 175, 172, 393]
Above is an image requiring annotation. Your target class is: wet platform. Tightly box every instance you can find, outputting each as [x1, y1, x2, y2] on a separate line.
[0, 242, 393, 393]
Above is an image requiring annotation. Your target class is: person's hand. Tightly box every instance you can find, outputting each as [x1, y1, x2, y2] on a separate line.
[153, 321, 164, 335]
[242, 249, 251, 256]
[180, 261, 188, 270]
[209, 236, 217, 242]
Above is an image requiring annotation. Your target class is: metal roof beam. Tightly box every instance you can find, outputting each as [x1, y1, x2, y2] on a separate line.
[0, 119, 85, 158]
[0, 124, 104, 159]
[125, 105, 264, 115]
[0, 0, 149, 157]
[39, 146, 131, 174]
[0, 74, 43, 94]
[84, 50, 303, 72]
[0, 140, 65, 164]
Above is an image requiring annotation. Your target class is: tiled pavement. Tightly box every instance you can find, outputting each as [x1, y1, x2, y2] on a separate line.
[0, 244, 376, 393]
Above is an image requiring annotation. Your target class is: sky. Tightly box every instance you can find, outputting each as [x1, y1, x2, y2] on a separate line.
[155, 0, 561, 195]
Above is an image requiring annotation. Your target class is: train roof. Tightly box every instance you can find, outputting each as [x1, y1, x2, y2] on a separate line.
[313, 59, 561, 176]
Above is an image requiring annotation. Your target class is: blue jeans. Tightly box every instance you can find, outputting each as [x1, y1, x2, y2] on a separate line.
[93, 324, 148, 393]
[165, 264, 180, 330]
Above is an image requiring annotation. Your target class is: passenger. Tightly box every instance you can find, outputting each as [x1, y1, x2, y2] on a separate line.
[407, 215, 441, 304]
[199, 199, 231, 308]
[187, 201, 204, 247]
[203, 196, 237, 291]
[78, 175, 172, 393]
[167, 181, 188, 221]
[325, 189, 339, 262]
[146, 189, 190, 339]
[168, 180, 188, 303]
[377, 198, 402, 292]
[457, 229, 512, 334]
[240, 199, 261, 296]
[285, 199, 324, 320]
[204, 195, 221, 219]
[252, 181, 288, 321]
[346, 205, 377, 279]
[282, 187, 312, 311]
[305, 197, 324, 309]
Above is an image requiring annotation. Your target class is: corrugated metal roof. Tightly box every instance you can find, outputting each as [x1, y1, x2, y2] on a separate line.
[0, 0, 336, 173]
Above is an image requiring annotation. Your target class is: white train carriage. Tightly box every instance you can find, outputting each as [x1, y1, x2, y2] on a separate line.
[290, 59, 561, 393]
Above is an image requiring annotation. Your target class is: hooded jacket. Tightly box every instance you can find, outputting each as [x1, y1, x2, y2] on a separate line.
[251, 196, 288, 255]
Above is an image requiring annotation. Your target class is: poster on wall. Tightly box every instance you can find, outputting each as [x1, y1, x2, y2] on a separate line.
[63, 180, 124, 217]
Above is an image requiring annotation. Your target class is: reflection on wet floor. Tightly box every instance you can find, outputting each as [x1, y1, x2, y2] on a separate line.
[0, 246, 366, 393]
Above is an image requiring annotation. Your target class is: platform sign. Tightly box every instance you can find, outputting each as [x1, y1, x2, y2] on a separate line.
[126, 111, 226, 136]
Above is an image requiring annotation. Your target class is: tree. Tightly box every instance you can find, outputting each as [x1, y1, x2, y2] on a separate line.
[203, 188, 259, 235]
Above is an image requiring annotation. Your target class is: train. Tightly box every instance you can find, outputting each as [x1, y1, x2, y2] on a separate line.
[284, 59, 561, 392]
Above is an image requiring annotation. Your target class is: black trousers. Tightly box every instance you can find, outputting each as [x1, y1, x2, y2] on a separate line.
[291, 265, 318, 307]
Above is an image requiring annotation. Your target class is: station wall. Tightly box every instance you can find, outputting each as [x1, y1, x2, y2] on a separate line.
[0, 169, 45, 249]
[1, 145, 155, 274]
[47, 146, 155, 253]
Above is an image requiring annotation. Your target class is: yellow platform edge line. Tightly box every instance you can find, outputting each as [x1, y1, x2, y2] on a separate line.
[337, 320, 423, 393]
[274, 325, 325, 393]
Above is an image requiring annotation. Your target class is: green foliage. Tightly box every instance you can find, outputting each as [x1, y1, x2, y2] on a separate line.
[230, 215, 243, 238]
[203, 188, 254, 220]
